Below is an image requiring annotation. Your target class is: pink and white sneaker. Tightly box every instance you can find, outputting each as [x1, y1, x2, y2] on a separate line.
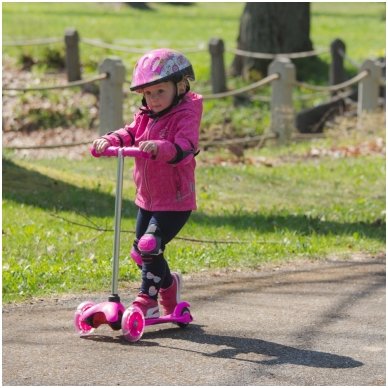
[132, 293, 160, 319]
[159, 272, 182, 316]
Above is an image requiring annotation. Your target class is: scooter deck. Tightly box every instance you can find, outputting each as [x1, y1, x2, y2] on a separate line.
[145, 301, 193, 326]
[145, 313, 193, 326]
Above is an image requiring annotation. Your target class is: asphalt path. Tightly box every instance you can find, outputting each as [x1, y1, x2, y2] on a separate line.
[2, 254, 385, 386]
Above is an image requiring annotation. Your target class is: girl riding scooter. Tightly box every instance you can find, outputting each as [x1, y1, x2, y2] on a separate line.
[93, 48, 203, 319]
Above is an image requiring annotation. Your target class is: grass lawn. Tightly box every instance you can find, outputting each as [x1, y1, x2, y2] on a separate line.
[3, 126, 385, 302]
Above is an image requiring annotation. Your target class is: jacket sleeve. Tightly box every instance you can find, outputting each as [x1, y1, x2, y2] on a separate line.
[154, 107, 202, 165]
[100, 113, 142, 147]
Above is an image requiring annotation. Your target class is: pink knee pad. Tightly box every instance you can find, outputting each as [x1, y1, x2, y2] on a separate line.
[130, 248, 143, 266]
[138, 234, 162, 255]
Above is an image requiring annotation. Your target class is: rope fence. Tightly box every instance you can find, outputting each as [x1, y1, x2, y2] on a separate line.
[2, 73, 108, 92]
[5, 141, 92, 150]
[226, 47, 328, 60]
[82, 37, 206, 54]
[82, 38, 152, 54]
[2, 37, 63, 46]
[294, 70, 369, 92]
[3, 30, 385, 150]
[201, 133, 277, 150]
[338, 48, 361, 69]
[2, 70, 365, 98]
[3, 30, 370, 71]
[202, 73, 279, 100]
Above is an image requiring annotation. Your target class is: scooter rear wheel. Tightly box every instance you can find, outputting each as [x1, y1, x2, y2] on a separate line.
[74, 301, 95, 335]
[176, 307, 191, 328]
[121, 306, 145, 342]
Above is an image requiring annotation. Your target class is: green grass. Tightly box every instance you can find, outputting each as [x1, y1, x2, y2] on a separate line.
[3, 144, 385, 303]
[310, 2, 386, 60]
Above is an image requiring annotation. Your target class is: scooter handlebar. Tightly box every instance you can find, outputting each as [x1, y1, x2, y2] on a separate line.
[90, 146, 152, 159]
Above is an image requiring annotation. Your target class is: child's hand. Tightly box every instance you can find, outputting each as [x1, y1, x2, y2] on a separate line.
[139, 141, 158, 155]
[93, 138, 109, 153]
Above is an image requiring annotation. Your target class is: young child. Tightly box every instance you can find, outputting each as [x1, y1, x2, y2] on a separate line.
[93, 48, 203, 318]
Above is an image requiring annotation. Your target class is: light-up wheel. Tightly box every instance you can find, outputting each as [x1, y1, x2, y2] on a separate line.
[74, 301, 95, 335]
[121, 306, 145, 342]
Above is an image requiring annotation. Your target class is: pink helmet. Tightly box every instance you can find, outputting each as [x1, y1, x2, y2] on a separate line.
[130, 48, 195, 92]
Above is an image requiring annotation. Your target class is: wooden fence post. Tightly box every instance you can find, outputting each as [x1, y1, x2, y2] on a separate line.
[330, 38, 346, 87]
[269, 57, 296, 144]
[64, 28, 81, 82]
[358, 59, 382, 114]
[98, 57, 126, 136]
[208, 38, 227, 93]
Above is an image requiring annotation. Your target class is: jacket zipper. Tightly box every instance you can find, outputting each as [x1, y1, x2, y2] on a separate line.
[143, 118, 158, 208]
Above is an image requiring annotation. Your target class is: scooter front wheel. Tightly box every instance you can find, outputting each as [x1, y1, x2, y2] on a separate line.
[121, 306, 145, 342]
[74, 301, 95, 335]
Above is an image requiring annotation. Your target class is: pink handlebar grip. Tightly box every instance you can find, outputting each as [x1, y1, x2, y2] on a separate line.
[90, 146, 152, 159]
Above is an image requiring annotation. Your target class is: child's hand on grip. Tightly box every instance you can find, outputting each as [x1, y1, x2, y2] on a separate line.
[139, 141, 158, 155]
[93, 138, 110, 153]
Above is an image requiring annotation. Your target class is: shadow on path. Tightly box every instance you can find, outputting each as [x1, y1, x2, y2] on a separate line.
[82, 325, 363, 369]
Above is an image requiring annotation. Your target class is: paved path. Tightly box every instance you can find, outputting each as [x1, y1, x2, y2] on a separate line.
[2, 255, 385, 385]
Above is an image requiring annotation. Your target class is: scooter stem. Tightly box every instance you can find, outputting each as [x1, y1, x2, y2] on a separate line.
[111, 148, 124, 297]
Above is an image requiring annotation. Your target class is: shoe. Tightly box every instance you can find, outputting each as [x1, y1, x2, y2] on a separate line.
[159, 272, 182, 316]
[132, 293, 160, 319]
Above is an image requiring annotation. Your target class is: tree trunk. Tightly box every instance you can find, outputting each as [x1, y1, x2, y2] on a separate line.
[231, 3, 313, 80]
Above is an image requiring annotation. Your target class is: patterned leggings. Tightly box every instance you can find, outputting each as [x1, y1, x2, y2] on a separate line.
[133, 208, 191, 299]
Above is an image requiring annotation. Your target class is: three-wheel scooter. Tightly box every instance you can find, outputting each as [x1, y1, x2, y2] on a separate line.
[73, 146, 193, 342]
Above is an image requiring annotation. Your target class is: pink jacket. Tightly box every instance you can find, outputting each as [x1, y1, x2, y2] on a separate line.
[101, 92, 203, 211]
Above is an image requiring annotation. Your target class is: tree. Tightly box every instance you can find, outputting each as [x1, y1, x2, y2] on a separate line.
[125, 3, 152, 10]
[231, 3, 314, 80]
